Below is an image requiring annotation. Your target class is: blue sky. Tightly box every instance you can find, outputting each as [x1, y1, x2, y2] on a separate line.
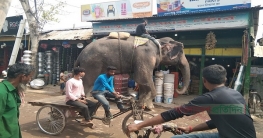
[7, 0, 263, 40]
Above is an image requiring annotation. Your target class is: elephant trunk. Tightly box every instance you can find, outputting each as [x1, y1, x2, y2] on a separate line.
[176, 53, 190, 94]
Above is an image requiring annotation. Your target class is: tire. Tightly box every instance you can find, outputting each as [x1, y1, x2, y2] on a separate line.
[122, 111, 155, 137]
[36, 105, 66, 135]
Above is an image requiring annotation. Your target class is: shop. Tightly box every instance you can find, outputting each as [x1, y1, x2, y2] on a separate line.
[80, 1, 262, 105]
[36, 29, 93, 85]
[0, 15, 29, 75]
[90, 8, 261, 95]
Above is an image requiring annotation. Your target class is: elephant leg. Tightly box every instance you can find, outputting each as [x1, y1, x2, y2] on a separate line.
[135, 75, 156, 109]
[82, 65, 103, 97]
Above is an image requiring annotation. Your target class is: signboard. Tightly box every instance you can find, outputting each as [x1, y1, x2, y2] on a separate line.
[0, 15, 23, 35]
[93, 12, 249, 34]
[157, 0, 251, 16]
[81, 0, 153, 21]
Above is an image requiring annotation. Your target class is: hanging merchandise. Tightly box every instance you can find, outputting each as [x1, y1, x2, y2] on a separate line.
[62, 41, 71, 48]
[40, 43, 48, 50]
[37, 52, 46, 79]
[77, 43, 84, 48]
[205, 31, 217, 50]
[45, 50, 53, 84]
[52, 46, 59, 53]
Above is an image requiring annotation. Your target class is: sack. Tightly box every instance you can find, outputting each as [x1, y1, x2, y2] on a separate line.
[109, 32, 130, 39]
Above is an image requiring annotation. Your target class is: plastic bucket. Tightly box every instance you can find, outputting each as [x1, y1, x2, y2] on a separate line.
[155, 85, 163, 95]
[164, 90, 174, 96]
[164, 94, 173, 104]
[155, 71, 164, 77]
[164, 74, 175, 83]
[155, 95, 162, 103]
[155, 78, 163, 86]
[163, 83, 174, 90]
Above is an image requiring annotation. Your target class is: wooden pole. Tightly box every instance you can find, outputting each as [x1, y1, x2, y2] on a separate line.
[198, 47, 205, 95]
[8, 19, 26, 66]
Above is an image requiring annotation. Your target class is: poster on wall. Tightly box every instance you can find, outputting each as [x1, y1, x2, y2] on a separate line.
[81, 0, 153, 21]
[157, 0, 251, 16]
[93, 12, 249, 34]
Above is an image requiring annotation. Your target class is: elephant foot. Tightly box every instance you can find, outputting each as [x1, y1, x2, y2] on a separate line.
[144, 100, 155, 110]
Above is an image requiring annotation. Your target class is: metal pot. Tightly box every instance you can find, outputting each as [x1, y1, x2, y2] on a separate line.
[24, 62, 31, 65]
[38, 68, 44, 73]
[24, 50, 32, 54]
[23, 58, 32, 62]
[37, 74, 45, 78]
[46, 53, 53, 57]
[23, 54, 31, 58]
[46, 64, 52, 67]
[46, 59, 52, 62]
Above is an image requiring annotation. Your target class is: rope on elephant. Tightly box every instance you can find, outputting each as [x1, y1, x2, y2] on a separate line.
[118, 32, 123, 73]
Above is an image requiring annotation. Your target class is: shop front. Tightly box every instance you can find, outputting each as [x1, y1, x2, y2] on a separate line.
[91, 9, 257, 95]
[0, 15, 28, 75]
[37, 29, 93, 85]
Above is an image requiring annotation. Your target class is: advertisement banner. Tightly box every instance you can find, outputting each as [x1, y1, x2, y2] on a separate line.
[157, 0, 251, 16]
[93, 12, 249, 34]
[81, 0, 152, 21]
[0, 15, 23, 35]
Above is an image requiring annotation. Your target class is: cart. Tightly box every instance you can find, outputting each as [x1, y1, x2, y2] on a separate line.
[28, 95, 154, 136]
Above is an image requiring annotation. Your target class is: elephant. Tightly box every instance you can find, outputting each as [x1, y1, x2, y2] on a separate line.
[74, 36, 190, 109]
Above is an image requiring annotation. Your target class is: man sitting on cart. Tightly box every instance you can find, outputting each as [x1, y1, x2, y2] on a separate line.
[65, 67, 97, 128]
[92, 66, 124, 119]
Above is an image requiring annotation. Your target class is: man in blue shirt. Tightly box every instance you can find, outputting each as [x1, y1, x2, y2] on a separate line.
[92, 66, 123, 118]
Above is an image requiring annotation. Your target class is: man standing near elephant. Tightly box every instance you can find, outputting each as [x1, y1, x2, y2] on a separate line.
[136, 19, 160, 47]
[92, 66, 124, 118]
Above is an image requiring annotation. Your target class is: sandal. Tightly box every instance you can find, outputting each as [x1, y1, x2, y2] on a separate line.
[80, 122, 94, 128]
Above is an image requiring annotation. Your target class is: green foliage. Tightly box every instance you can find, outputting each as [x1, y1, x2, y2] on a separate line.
[37, 1, 66, 30]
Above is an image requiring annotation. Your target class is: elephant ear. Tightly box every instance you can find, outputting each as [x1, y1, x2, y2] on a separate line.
[169, 41, 184, 60]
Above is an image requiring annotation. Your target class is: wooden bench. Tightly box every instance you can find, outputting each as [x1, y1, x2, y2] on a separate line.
[28, 95, 97, 108]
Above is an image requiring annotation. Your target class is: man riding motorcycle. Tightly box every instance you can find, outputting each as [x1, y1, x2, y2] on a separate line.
[126, 64, 256, 138]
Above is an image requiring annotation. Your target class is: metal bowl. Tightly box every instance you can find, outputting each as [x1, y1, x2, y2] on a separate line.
[30, 79, 45, 89]
[30, 85, 43, 90]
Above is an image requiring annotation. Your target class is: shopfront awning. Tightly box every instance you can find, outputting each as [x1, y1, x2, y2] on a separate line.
[40, 29, 93, 40]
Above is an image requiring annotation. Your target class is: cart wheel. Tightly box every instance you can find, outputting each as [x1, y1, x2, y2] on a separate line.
[36, 105, 66, 135]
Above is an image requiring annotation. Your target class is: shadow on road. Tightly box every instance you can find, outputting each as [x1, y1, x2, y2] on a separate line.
[20, 120, 115, 138]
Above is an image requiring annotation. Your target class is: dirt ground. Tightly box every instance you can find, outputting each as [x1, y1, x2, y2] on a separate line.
[19, 85, 263, 138]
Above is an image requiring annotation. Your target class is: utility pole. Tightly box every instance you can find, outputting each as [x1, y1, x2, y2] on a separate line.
[0, 0, 13, 31]
[8, 19, 26, 66]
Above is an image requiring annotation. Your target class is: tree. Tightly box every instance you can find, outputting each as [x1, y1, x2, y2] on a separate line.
[0, 0, 12, 31]
[19, 0, 65, 77]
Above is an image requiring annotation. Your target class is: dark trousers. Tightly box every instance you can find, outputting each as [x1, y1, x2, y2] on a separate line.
[141, 34, 160, 46]
[66, 99, 96, 121]
[92, 91, 124, 112]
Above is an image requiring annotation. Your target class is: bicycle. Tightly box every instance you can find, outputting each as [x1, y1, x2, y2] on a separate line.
[127, 120, 181, 138]
[29, 94, 155, 135]
[248, 88, 262, 114]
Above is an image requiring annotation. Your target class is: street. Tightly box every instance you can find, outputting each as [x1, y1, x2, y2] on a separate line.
[19, 86, 263, 138]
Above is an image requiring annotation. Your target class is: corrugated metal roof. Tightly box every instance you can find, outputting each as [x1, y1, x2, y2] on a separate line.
[88, 7, 263, 22]
[40, 29, 93, 40]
